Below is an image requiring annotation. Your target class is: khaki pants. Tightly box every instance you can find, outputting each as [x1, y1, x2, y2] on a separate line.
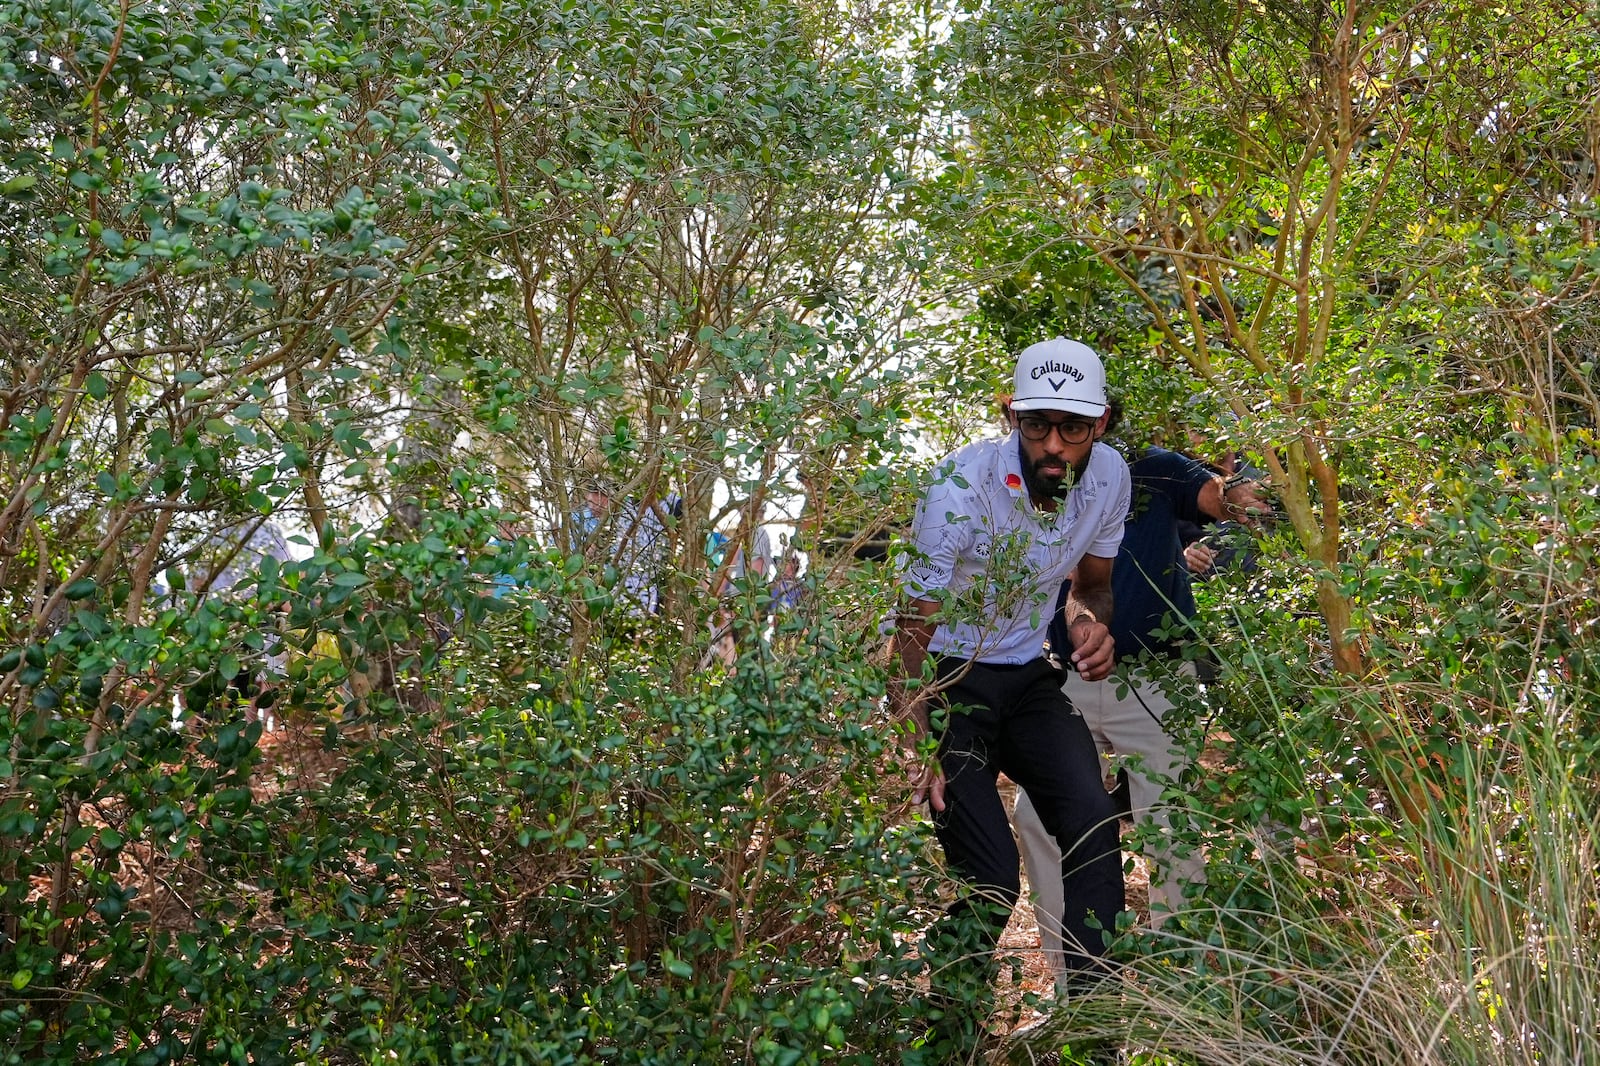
[1014, 662, 1206, 974]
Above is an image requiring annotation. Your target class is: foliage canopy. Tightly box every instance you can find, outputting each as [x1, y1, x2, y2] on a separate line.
[2, 0, 1598, 1061]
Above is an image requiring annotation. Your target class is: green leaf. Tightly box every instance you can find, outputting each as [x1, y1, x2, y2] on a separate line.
[332, 571, 369, 588]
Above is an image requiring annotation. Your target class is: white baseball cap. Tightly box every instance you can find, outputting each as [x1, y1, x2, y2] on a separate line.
[1009, 337, 1108, 417]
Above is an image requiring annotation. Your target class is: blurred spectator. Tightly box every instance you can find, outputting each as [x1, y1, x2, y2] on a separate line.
[768, 552, 805, 614]
[1015, 396, 1268, 955]
[177, 519, 294, 727]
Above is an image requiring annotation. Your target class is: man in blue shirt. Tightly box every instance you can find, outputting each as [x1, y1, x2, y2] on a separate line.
[1015, 399, 1266, 961]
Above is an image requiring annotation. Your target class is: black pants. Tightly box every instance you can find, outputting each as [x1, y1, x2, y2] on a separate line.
[923, 656, 1124, 1042]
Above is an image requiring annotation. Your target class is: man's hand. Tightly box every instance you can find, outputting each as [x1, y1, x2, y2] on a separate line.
[1063, 554, 1115, 681]
[1067, 616, 1115, 681]
[1199, 474, 1271, 527]
[1184, 540, 1218, 575]
[897, 695, 945, 811]
[911, 757, 946, 812]
[892, 602, 944, 809]
[1221, 479, 1271, 526]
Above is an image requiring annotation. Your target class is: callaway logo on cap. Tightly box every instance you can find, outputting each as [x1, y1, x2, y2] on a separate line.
[1009, 337, 1108, 417]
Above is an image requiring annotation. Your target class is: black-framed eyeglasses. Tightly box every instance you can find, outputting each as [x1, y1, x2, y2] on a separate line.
[1016, 414, 1096, 444]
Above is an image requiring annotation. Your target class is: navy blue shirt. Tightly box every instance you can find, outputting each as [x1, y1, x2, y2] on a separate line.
[1052, 446, 1216, 663]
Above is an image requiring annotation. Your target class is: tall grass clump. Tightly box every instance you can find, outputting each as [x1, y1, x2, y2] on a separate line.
[1004, 436, 1600, 1066]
